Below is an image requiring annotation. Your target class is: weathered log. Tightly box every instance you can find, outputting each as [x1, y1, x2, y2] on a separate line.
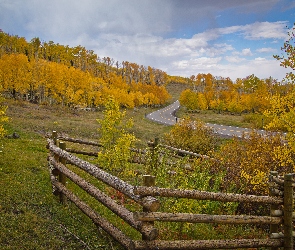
[268, 171, 283, 250]
[48, 163, 58, 195]
[134, 212, 282, 225]
[270, 209, 283, 217]
[58, 142, 67, 204]
[130, 156, 146, 165]
[270, 231, 295, 238]
[49, 156, 158, 240]
[273, 184, 285, 191]
[48, 139, 160, 211]
[133, 238, 283, 249]
[51, 176, 135, 250]
[269, 175, 284, 186]
[130, 148, 147, 154]
[133, 186, 283, 205]
[283, 174, 293, 250]
[160, 144, 212, 160]
[269, 171, 280, 250]
[141, 196, 161, 212]
[57, 136, 102, 147]
[270, 232, 284, 239]
[269, 187, 284, 196]
[51, 168, 60, 176]
[52, 131, 57, 145]
[66, 148, 146, 163]
[269, 171, 295, 188]
[65, 148, 98, 157]
[141, 175, 157, 241]
[270, 210, 295, 222]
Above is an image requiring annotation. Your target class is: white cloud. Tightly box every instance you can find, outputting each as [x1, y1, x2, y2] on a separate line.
[256, 47, 277, 53]
[170, 56, 289, 80]
[225, 56, 246, 63]
[0, 0, 292, 81]
[241, 48, 253, 56]
[242, 21, 289, 40]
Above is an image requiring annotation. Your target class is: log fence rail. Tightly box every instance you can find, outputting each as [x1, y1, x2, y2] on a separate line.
[47, 131, 294, 249]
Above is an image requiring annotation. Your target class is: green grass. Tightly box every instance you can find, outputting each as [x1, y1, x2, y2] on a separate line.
[0, 125, 118, 249]
[176, 106, 265, 129]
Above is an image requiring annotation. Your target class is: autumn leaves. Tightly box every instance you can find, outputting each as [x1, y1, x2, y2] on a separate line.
[0, 31, 171, 108]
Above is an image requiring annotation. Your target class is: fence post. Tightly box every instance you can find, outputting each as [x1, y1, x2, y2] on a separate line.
[142, 174, 156, 241]
[50, 131, 60, 196]
[58, 141, 67, 204]
[269, 171, 280, 250]
[52, 130, 57, 145]
[284, 174, 293, 250]
[151, 138, 159, 173]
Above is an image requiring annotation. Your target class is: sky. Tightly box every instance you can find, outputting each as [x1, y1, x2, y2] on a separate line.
[1, 0, 295, 81]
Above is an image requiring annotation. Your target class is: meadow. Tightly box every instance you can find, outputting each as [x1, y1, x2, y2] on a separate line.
[0, 85, 274, 249]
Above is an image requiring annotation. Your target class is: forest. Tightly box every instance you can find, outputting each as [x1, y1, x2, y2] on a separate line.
[0, 29, 295, 117]
[0, 30, 171, 108]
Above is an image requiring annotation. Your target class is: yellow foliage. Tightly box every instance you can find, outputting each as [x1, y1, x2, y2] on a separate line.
[264, 91, 295, 171]
[164, 116, 217, 155]
[0, 52, 170, 108]
[213, 131, 293, 196]
[179, 89, 207, 110]
[0, 95, 8, 138]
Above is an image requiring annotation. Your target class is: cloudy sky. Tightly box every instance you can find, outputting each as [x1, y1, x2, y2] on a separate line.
[1, 0, 295, 81]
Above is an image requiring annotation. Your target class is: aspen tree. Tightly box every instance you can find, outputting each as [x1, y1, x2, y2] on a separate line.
[97, 98, 137, 174]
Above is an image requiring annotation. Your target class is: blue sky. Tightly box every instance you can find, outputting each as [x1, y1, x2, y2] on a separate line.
[1, 0, 295, 81]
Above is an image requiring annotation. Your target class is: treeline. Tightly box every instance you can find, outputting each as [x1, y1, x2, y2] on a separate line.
[180, 73, 293, 114]
[0, 30, 170, 108]
[1, 30, 292, 112]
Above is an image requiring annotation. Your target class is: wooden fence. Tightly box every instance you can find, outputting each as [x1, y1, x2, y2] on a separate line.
[46, 131, 295, 249]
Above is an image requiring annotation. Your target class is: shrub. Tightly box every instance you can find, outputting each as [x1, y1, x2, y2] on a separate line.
[164, 116, 218, 156]
[212, 131, 294, 196]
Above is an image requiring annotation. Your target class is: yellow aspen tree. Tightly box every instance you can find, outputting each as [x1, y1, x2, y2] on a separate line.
[264, 24, 295, 169]
[197, 92, 208, 110]
[29, 59, 47, 102]
[132, 91, 144, 107]
[209, 99, 226, 113]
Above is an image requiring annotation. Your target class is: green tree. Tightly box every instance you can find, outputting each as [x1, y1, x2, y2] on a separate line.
[96, 98, 137, 174]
